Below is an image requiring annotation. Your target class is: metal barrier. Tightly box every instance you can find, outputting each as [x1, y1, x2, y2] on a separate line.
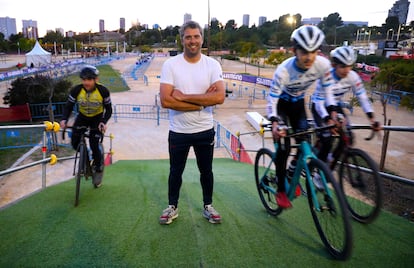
[112, 104, 168, 125]
[29, 102, 66, 120]
[235, 123, 414, 186]
[0, 122, 60, 188]
[0, 121, 114, 192]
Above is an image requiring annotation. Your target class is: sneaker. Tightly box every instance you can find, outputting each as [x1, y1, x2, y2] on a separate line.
[313, 173, 324, 191]
[203, 205, 222, 224]
[94, 164, 103, 173]
[275, 192, 292, 208]
[159, 205, 178, 225]
[92, 173, 103, 188]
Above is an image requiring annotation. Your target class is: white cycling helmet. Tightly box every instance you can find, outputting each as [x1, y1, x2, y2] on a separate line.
[291, 25, 325, 52]
[330, 46, 356, 66]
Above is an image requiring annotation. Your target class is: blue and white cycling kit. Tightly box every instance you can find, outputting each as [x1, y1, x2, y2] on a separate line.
[267, 55, 336, 120]
[312, 69, 373, 119]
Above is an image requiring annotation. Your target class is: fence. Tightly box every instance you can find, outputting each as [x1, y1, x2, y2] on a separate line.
[0, 123, 60, 189]
[112, 104, 168, 125]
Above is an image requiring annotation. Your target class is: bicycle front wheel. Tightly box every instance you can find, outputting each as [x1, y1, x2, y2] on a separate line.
[254, 148, 282, 216]
[338, 148, 383, 223]
[74, 144, 86, 207]
[306, 158, 353, 260]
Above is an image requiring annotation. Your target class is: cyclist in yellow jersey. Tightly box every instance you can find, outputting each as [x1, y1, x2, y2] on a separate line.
[60, 65, 112, 176]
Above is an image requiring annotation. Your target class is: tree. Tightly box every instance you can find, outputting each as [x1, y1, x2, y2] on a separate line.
[319, 13, 344, 45]
[43, 30, 64, 44]
[384, 16, 400, 32]
[3, 75, 70, 106]
[265, 51, 290, 66]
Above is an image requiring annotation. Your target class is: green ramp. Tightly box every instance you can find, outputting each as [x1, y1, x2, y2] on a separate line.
[0, 159, 413, 267]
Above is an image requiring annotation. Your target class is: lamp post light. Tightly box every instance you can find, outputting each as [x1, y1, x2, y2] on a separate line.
[356, 28, 362, 42]
[287, 15, 296, 31]
[334, 25, 345, 46]
[396, 24, 403, 41]
[27, 26, 32, 39]
[207, 0, 211, 56]
[366, 29, 371, 43]
[158, 27, 162, 46]
[387, 29, 394, 40]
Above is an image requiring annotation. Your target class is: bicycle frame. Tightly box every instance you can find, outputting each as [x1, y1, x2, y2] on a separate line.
[73, 133, 92, 177]
[262, 140, 333, 211]
[63, 126, 104, 206]
[255, 123, 353, 260]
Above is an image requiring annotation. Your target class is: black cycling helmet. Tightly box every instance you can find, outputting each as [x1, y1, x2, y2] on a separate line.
[291, 25, 325, 52]
[79, 65, 99, 79]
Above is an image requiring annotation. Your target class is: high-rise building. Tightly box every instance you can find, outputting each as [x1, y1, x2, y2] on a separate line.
[0, 17, 17, 40]
[120, 18, 125, 31]
[66, 31, 75, 38]
[388, 0, 410, 24]
[258, 16, 267, 27]
[99, 19, 105, 32]
[22, 19, 38, 39]
[184, 13, 192, 24]
[55, 28, 64, 36]
[301, 17, 322, 25]
[243, 14, 250, 27]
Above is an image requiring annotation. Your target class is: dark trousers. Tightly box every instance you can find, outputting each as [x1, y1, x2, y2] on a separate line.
[311, 103, 333, 162]
[71, 115, 103, 166]
[276, 98, 309, 192]
[311, 104, 353, 162]
[167, 128, 215, 208]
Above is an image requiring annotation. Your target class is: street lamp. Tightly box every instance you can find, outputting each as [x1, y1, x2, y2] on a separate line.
[287, 15, 296, 31]
[158, 27, 162, 45]
[396, 24, 403, 41]
[207, 0, 211, 56]
[334, 25, 345, 46]
[27, 26, 32, 39]
[387, 29, 394, 40]
[356, 28, 363, 42]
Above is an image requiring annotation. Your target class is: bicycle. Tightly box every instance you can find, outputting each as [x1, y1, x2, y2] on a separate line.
[254, 123, 353, 260]
[62, 126, 105, 207]
[325, 116, 383, 224]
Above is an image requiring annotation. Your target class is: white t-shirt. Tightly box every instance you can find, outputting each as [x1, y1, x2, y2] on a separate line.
[160, 53, 223, 133]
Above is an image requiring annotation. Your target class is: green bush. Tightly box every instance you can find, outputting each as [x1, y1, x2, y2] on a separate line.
[2, 75, 71, 106]
[222, 54, 239, 61]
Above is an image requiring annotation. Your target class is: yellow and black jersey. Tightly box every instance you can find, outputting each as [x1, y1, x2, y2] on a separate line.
[62, 84, 112, 123]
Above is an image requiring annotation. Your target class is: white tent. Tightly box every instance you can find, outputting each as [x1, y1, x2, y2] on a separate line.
[25, 40, 52, 67]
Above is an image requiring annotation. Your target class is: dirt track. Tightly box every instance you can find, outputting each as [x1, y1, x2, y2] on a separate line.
[0, 54, 413, 210]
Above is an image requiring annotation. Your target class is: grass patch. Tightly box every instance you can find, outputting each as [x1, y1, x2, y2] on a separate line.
[0, 159, 413, 267]
[66, 65, 130, 93]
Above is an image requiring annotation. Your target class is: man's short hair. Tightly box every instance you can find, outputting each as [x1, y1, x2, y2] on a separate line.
[179, 21, 203, 39]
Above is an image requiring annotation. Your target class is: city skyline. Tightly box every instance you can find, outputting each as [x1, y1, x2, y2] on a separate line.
[1, 0, 413, 37]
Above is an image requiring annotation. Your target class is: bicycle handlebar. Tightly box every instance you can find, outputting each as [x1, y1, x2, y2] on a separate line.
[260, 122, 335, 138]
[62, 126, 104, 143]
[335, 115, 381, 141]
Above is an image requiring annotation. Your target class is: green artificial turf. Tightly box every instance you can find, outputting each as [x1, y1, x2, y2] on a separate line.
[0, 159, 413, 267]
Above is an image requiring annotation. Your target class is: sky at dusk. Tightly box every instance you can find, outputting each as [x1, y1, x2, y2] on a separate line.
[1, 0, 413, 36]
